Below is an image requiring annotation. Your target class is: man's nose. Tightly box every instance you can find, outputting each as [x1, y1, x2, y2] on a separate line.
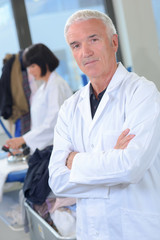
[82, 42, 93, 57]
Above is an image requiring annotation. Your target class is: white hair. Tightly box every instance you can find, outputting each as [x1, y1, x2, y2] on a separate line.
[64, 9, 117, 42]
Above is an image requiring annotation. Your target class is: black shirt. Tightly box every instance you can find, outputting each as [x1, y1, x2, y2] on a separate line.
[90, 84, 106, 118]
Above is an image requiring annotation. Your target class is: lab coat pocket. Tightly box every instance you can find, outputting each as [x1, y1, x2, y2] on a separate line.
[121, 208, 160, 240]
[101, 130, 121, 150]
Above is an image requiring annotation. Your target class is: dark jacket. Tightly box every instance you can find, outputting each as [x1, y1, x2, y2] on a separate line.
[0, 55, 15, 119]
[23, 145, 53, 205]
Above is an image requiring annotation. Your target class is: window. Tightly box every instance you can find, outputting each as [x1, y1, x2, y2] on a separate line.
[0, 0, 19, 75]
[151, 0, 160, 52]
[24, 0, 106, 91]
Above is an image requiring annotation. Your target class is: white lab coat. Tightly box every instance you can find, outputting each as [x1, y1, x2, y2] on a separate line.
[49, 63, 160, 240]
[23, 71, 72, 153]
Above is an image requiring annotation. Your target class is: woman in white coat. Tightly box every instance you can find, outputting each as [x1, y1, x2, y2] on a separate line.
[49, 10, 160, 240]
[6, 43, 72, 153]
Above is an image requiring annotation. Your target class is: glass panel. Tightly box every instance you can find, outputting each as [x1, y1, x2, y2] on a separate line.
[24, 0, 106, 91]
[0, 0, 19, 75]
[151, 0, 160, 52]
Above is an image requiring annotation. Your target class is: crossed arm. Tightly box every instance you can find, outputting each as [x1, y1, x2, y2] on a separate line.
[66, 128, 135, 170]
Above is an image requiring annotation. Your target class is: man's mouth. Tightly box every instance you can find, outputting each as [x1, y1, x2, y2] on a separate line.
[83, 58, 99, 66]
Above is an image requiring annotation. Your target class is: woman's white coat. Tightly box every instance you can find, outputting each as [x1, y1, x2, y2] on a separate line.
[23, 71, 72, 152]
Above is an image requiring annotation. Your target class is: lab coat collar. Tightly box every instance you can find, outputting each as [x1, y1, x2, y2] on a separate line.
[107, 62, 128, 92]
[77, 63, 128, 133]
[40, 71, 56, 90]
[47, 71, 56, 85]
[80, 62, 128, 98]
[78, 83, 92, 128]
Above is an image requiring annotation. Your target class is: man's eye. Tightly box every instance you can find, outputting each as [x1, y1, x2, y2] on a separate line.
[92, 38, 98, 42]
[73, 44, 80, 49]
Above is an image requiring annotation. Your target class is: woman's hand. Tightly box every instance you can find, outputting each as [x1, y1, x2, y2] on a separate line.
[6, 137, 25, 150]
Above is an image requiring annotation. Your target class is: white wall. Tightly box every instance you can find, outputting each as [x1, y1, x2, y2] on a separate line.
[113, 0, 160, 90]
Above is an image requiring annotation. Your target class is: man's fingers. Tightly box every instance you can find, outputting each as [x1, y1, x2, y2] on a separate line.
[114, 129, 135, 149]
[120, 135, 135, 149]
[121, 134, 135, 145]
[117, 128, 130, 141]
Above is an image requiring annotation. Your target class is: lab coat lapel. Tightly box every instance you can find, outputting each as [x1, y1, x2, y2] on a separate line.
[78, 83, 110, 134]
[78, 63, 126, 134]
[78, 86, 110, 134]
[90, 63, 127, 131]
[78, 83, 92, 127]
[89, 91, 109, 131]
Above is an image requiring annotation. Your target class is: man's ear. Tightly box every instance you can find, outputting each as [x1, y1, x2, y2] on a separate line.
[112, 34, 119, 53]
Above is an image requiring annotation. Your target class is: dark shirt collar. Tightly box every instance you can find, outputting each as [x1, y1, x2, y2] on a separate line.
[90, 83, 107, 118]
[89, 83, 106, 99]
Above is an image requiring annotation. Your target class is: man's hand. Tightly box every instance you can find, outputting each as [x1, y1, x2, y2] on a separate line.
[114, 128, 135, 149]
[66, 152, 78, 170]
[6, 137, 25, 150]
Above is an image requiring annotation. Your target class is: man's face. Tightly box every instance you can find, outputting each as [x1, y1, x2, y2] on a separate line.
[67, 18, 118, 80]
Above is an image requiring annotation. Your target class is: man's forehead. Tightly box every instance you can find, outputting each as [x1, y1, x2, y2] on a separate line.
[67, 20, 105, 43]
[67, 18, 104, 31]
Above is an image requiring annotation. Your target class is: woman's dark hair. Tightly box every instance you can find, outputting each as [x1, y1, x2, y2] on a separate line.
[23, 43, 59, 76]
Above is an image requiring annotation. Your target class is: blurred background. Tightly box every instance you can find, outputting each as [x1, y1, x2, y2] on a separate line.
[0, 0, 160, 91]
